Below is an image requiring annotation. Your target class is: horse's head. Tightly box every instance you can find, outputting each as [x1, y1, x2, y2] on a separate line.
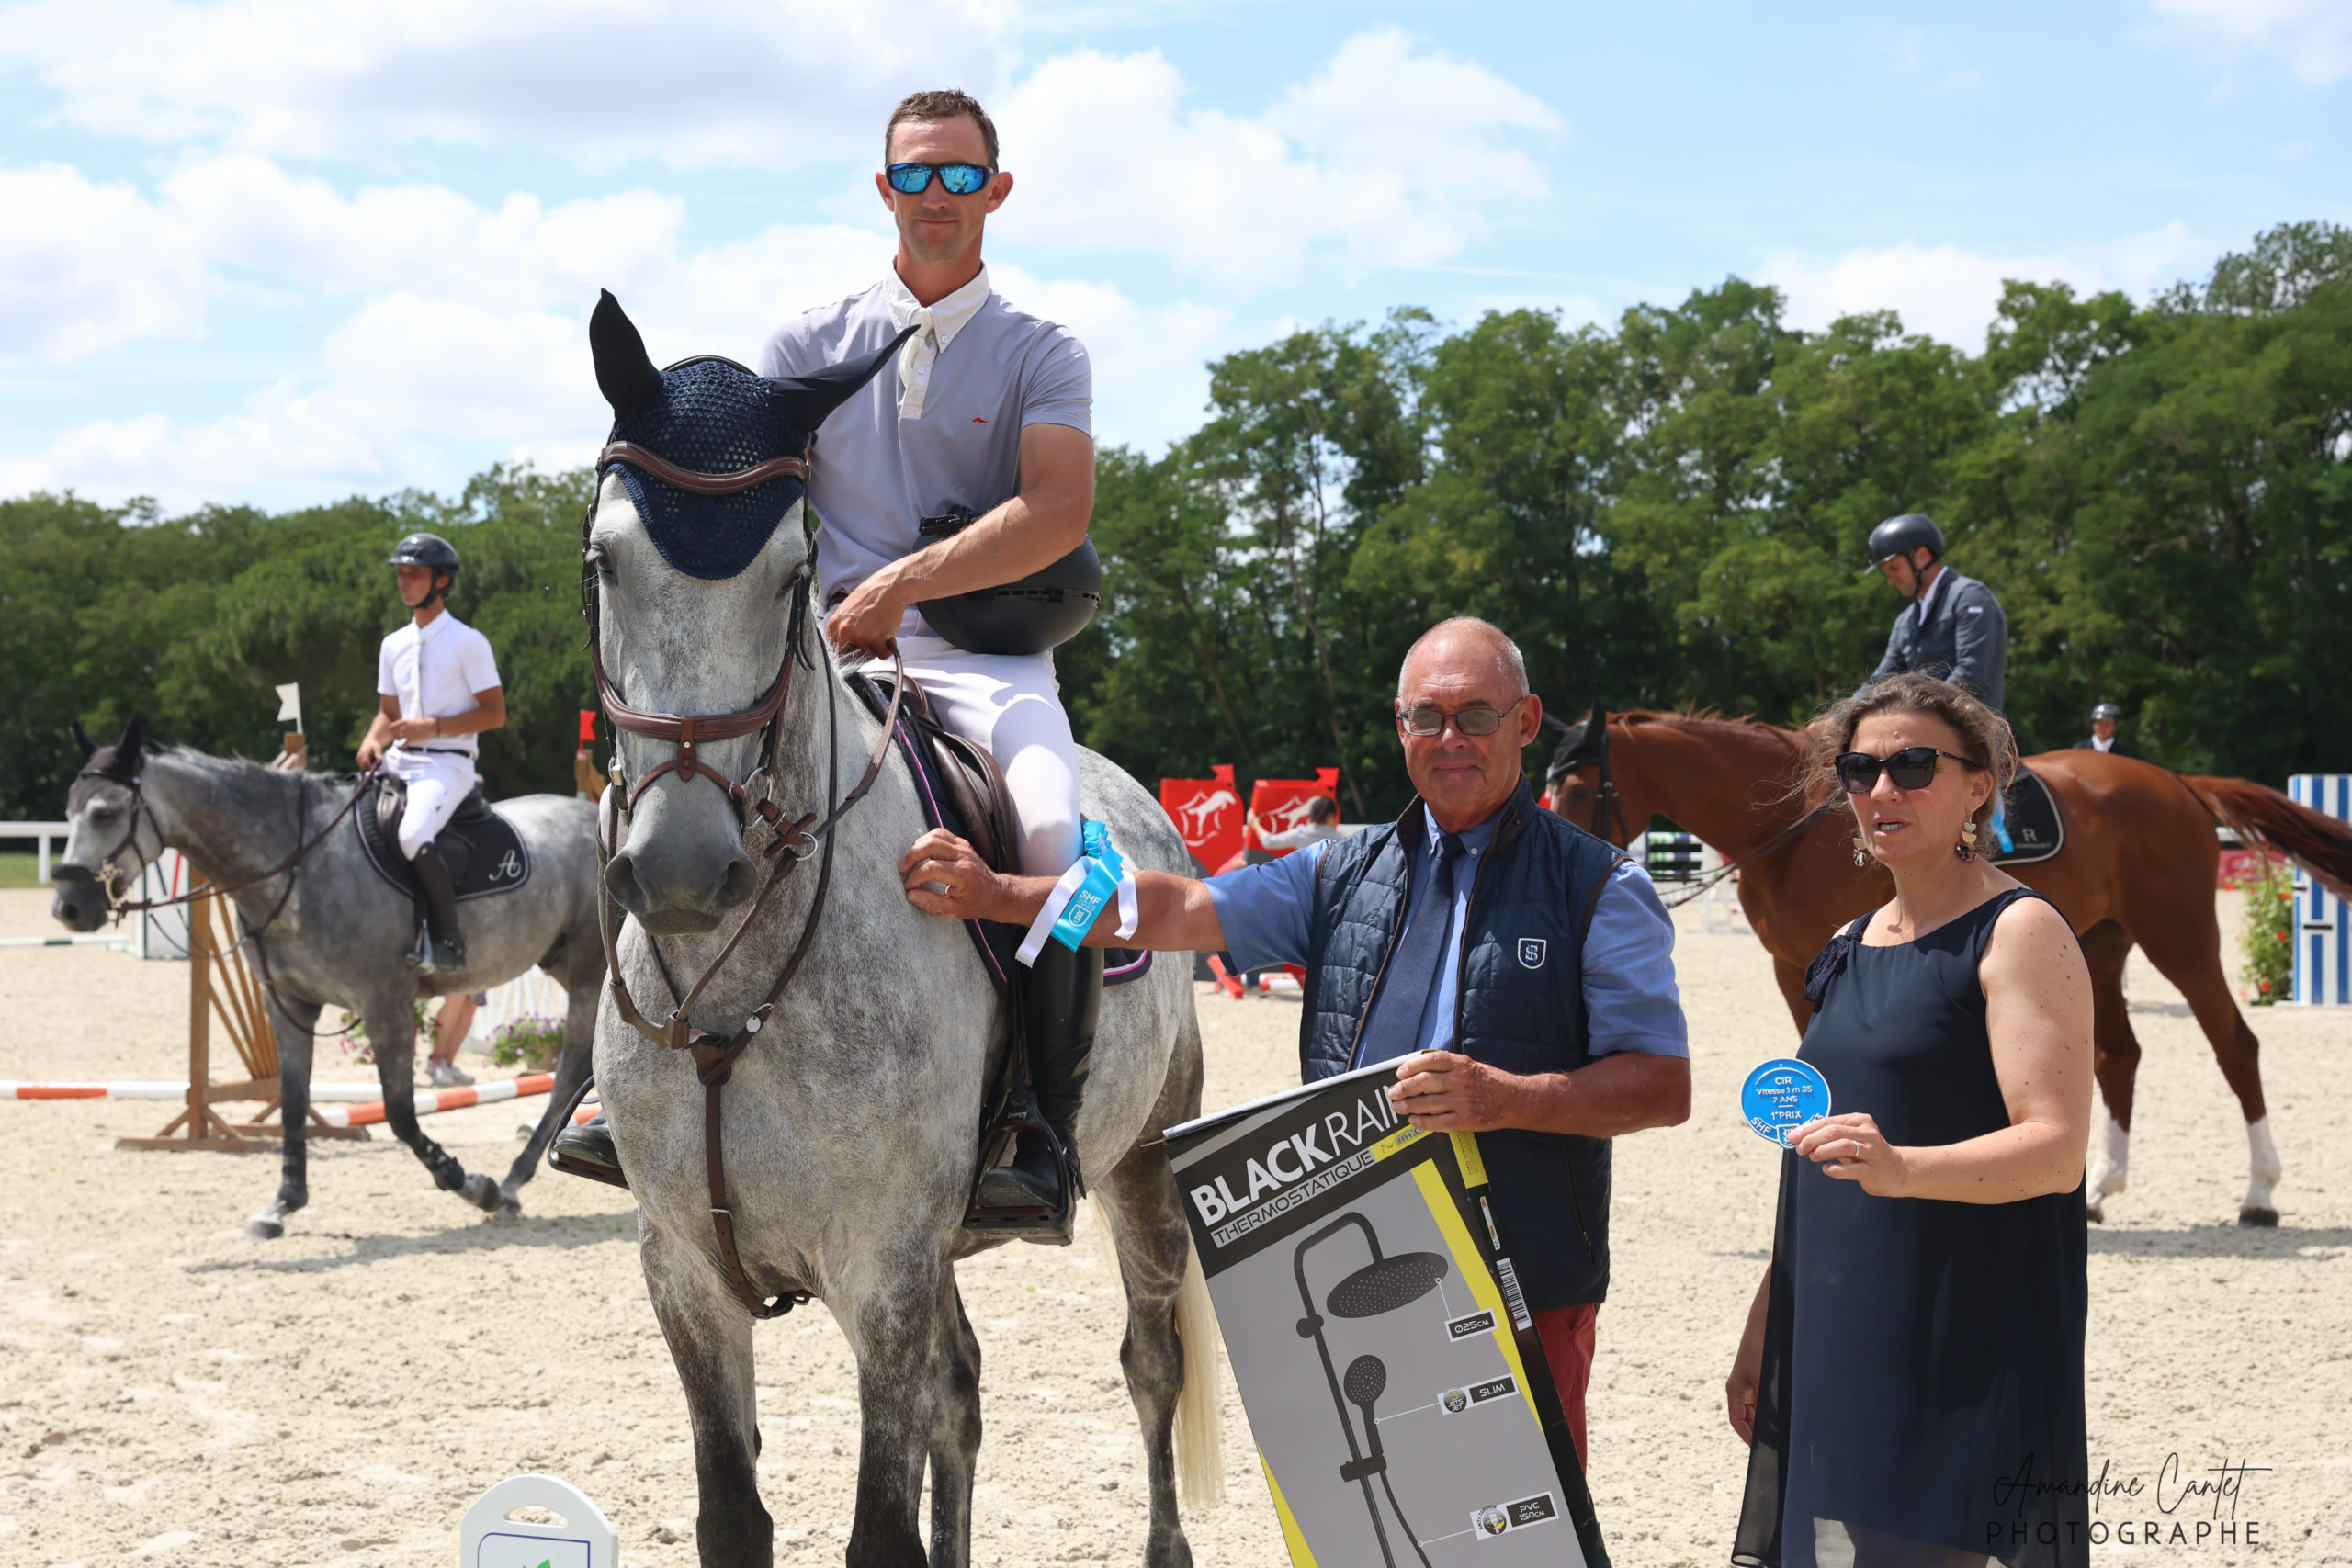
[1543, 706, 1650, 847]
[53, 716, 162, 931]
[584, 291, 905, 934]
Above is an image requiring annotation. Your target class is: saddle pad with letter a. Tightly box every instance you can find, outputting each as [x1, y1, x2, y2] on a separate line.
[354, 781, 535, 902]
[1990, 764, 2064, 867]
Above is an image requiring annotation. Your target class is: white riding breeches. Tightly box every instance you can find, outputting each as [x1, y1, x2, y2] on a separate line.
[385, 747, 477, 861]
[895, 631, 1083, 877]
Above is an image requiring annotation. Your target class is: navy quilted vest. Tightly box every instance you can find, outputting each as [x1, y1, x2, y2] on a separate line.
[1302, 781, 1629, 1308]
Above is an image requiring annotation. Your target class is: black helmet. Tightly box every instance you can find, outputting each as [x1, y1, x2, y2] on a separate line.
[916, 538, 1102, 657]
[1867, 513, 1945, 567]
[390, 532, 460, 573]
[2090, 702, 2121, 722]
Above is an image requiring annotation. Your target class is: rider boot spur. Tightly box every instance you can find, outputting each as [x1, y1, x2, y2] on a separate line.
[969, 942, 1102, 1246]
[407, 840, 467, 974]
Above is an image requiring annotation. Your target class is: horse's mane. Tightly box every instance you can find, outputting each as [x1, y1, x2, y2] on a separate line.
[1613, 707, 1810, 752]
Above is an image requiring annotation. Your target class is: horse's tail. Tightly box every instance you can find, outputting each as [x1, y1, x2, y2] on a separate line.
[2181, 773, 2352, 902]
[1171, 1234, 1227, 1509]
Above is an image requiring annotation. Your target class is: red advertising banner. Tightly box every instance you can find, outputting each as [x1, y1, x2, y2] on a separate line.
[1247, 768, 1341, 857]
[1159, 765, 1243, 874]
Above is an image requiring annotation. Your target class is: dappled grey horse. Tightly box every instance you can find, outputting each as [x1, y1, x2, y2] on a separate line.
[582, 294, 1219, 1567]
[51, 720, 604, 1237]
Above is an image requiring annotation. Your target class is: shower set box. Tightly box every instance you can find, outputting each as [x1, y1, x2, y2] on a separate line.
[1166, 1062, 1610, 1566]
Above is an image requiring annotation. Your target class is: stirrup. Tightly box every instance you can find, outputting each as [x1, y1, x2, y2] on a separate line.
[963, 1090, 1076, 1238]
[547, 1077, 628, 1190]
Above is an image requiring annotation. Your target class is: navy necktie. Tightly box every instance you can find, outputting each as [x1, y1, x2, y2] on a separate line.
[1353, 831, 1464, 1067]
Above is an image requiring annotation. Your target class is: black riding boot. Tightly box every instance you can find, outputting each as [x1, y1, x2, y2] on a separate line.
[971, 942, 1102, 1245]
[406, 841, 466, 974]
[550, 1111, 628, 1188]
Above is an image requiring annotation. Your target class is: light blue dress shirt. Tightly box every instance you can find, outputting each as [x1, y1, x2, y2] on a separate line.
[1206, 807, 1688, 1066]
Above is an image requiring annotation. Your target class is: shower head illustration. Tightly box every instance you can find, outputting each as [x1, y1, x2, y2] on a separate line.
[1293, 1213, 1444, 1568]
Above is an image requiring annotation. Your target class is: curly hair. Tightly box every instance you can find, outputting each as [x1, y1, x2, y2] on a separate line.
[1804, 673, 2018, 854]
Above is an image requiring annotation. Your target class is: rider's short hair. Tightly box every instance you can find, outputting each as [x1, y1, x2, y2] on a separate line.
[1396, 617, 1529, 702]
[1805, 673, 2018, 851]
[886, 89, 1000, 168]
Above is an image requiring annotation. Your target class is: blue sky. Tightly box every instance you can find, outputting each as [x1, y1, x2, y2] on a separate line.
[1, 0, 2346, 510]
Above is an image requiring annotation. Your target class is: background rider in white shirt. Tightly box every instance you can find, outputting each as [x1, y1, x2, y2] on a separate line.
[356, 533, 505, 980]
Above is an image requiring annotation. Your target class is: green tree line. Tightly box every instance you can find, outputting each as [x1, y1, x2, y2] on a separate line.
[4, 223, 2346, 823]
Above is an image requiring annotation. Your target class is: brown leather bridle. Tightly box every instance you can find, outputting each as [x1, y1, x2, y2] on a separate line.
[584, 440, 905, 1318]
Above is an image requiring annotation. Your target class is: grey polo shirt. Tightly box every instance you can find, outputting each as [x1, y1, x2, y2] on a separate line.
[755, 269, 1092, 634]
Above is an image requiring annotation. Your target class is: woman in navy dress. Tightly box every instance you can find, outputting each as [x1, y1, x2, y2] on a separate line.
[1727, 674, 2093, 1567]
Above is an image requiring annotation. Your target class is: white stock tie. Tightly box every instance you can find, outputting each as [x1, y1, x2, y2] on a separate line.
[898, 307, 940, 421]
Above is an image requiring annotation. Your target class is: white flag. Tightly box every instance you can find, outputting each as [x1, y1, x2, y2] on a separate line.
[275, 682, 302, 731]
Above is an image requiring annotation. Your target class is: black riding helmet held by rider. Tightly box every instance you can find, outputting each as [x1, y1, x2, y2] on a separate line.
[1866, 513, 1946, 569]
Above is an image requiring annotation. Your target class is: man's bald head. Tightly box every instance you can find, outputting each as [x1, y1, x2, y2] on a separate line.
[1397, 618, 1529, 701]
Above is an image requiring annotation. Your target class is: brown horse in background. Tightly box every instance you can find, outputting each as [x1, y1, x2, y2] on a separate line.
[1544, 709, 2352, 1227]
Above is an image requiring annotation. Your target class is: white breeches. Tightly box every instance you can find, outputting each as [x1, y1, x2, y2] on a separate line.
[386, 748, 477, 860]
[896, 632, 1083, 877]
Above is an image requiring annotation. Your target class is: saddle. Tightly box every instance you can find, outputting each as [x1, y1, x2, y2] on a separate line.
[1990, 764, 2065, 867]
[355, 771, 536, 902]
[847, 672, 1153, 993]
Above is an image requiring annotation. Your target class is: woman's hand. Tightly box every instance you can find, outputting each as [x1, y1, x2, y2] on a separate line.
[1792, 1112, 1912, 1198]
[1727, 1264, 1770, 1446]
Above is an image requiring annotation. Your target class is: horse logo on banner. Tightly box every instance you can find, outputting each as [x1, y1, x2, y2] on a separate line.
[1159, 765, 1244, 872]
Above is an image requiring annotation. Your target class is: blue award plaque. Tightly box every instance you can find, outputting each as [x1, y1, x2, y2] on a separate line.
[1741, 1058, 1830, 1147]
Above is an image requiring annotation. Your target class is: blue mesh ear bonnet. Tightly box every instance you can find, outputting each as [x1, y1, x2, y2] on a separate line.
[605, 357, 813, 581]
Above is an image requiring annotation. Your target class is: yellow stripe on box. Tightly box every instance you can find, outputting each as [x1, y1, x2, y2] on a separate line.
[1262, 1453, 1320, 1567]
[1450, 1130, 1489, 1188]
[1412, 1161, 1541, 1424]
[1370, 1123, 1424, 1161]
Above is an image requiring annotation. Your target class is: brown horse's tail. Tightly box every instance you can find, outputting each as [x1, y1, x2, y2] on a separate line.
[2180, 774, 2352, 902]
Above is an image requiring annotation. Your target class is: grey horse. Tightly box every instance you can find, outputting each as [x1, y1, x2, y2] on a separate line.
[583, 304, 1220, 1567]
[50, 718, 605, 1237]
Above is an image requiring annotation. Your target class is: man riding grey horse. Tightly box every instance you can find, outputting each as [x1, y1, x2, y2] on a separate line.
[557, 87, 1104, 1240]
[355, 532, 506, 981]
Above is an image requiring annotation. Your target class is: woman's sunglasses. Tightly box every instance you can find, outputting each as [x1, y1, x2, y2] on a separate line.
[1834, 746, 1986, 793]
[886, 162, 993, 196]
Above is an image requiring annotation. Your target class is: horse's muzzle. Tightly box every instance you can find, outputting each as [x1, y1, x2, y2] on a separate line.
[51, 876, 109, 933]
[605, 829, 758, 936]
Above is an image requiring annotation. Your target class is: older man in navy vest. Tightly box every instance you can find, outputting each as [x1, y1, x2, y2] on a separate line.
[900, 616, 1690, 1468]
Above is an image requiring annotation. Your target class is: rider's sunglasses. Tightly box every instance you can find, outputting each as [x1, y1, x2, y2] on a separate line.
[1397, 696, 1528, 739]
[1834, 746, 1985, 793]
[886, 162, 994, 196]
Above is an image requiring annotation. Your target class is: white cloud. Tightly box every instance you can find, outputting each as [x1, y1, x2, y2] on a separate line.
[2143, 0, 2352, 85]
[1760, 226, 2211, 349]
[1859, 28, 1988, 96]
[0, 0, 1013, 163]
[0, 152, 1222, 505]
[996, 27, 1562, 288]
[0, 164, 205, 366]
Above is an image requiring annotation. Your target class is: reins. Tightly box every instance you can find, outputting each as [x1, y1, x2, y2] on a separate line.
[584, 439, 907, 1319]
[68, 763, 374, 918]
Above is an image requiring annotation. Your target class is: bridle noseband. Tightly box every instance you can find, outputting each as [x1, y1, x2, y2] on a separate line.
[584, 435, 916, 1321]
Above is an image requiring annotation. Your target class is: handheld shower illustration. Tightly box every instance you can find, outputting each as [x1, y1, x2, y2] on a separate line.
[1294, 1212, 1448, 1568]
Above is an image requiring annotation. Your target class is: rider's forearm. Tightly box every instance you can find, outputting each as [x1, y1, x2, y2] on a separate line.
[877, 490, 1088, 603]
[978, 867, 1227, 952]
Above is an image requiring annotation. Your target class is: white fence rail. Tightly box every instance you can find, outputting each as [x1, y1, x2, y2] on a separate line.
[0, 821, 72, 886]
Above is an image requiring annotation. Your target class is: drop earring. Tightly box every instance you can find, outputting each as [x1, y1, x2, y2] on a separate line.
[1956, 819, 1980, 861]
[1852, 842, 1869, 868]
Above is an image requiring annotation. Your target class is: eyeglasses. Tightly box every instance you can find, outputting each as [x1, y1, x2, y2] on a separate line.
[886, 162, 993, 196]
[1396, 696, 1528, 739]
[1834, 747, 1986, 793]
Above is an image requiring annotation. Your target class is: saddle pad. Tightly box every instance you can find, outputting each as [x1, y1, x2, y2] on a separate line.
[355, 790, 534, 902]
[1991, 764, 2064, 867]
[846, 674, 1151, 990]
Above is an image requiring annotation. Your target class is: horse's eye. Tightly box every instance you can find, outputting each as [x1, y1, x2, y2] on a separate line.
[90, 802, 117, 818]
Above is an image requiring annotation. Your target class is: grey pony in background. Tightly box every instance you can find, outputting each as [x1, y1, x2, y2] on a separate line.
[583, 296, 1220, 1568]
[50, 720, 605, 1237]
